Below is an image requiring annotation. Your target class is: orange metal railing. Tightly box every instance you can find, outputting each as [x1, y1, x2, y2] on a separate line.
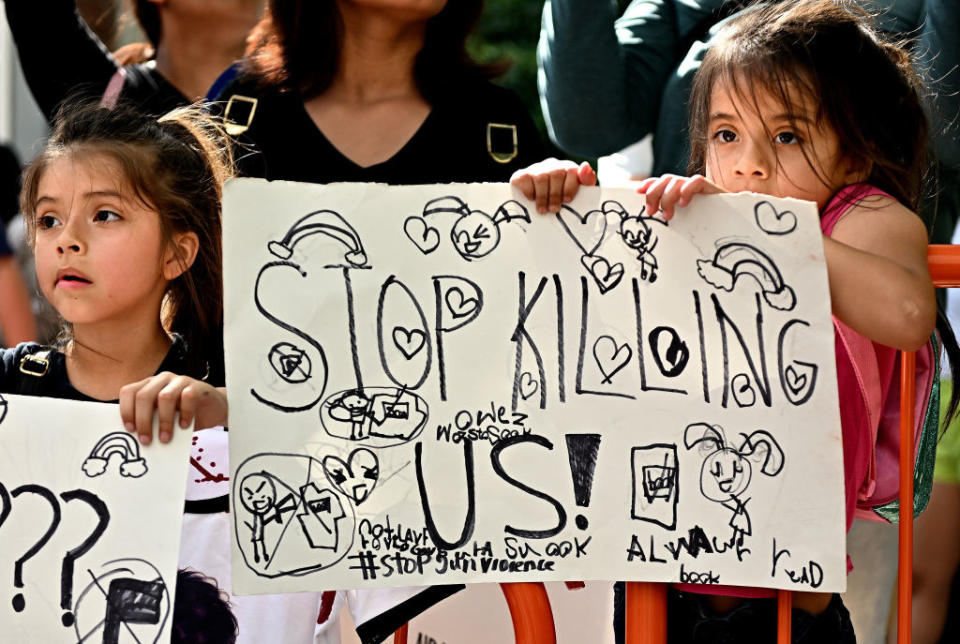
[395, 246, 960, 644]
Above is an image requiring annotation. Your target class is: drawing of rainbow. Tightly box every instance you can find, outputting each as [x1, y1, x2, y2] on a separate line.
[82, 432, 148, 478]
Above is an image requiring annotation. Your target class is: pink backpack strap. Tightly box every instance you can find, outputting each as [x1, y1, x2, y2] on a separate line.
[99, 68, 127, 109]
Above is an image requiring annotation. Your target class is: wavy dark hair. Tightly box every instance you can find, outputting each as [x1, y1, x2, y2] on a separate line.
[20, 99, 234, 382]
[687, 0, 960, 424]
[244, 0, 505, 103]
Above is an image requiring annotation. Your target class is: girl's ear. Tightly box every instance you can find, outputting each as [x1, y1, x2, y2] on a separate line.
[162, 231, 200, 281]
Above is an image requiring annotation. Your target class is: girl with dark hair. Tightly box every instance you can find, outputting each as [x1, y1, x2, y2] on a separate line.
[515, 1, 960, 641]
[8, 99, 232, 424]
[218, 0, 545, 183]
[3, 0, 265, 122]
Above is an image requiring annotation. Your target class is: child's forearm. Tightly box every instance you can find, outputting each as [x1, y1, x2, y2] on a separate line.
[823, 235, 935, 350]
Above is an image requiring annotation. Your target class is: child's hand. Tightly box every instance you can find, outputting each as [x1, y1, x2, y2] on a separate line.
[637, 174, 725, 220]
[510, 158, 597, 214]
[119, 372, 228, 445]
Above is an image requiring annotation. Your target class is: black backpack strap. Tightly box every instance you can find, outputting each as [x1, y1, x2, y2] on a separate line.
[16, 349, 52, 396]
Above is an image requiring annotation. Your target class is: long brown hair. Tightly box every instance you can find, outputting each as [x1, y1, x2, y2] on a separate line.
[20, 100, 234, 380]
[687, 0, 928, 209]
[244, 0, 505, 103]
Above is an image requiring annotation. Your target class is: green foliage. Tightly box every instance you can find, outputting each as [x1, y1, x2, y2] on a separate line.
[469, 0, 553, 152]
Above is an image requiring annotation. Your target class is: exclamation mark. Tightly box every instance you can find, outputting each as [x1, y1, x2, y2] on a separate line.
[565, 434, 601, 530]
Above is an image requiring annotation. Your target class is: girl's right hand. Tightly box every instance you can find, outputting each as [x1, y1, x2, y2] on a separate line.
[637, 174, 725, 220]
[119, 373, 228, 446]
[510, 158, 597, 214]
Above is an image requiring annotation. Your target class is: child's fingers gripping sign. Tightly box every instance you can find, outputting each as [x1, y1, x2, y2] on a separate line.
[510, 158, 597, 214]
[120, 372, 228, 445]
[637, 174, 724, 221]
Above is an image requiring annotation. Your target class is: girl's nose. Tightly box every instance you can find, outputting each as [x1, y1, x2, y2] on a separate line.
[734, 139, 771, 179]
[56, 219, 85, 255]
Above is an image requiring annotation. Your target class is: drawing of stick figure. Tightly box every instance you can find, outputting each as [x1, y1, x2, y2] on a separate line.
[239, 473, 278, 564]
[684, 423, 784, 549]
[328, 390, 373, 440]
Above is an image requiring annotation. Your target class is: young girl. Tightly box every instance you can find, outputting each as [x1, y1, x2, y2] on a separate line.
[513, 1, 959, 641]
[3, 100, 333, 643]
[5, 100, 229, 437]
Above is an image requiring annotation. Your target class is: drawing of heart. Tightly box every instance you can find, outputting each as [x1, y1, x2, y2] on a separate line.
[322, 449, 380, 505]
[445, 287, 480, 319]
[392, 327, 426, 359]
[593, 336, 633, 384]
[649, 327, 690, 377]
[754, 200, 798, 236]
[403, 216, 441, 254]
[519, 372, 539, 400]
[556, 205, 609, 255]
[732, 373, 756, 408]
[785, 365, 808, 395]
[581, 255, 625, 293]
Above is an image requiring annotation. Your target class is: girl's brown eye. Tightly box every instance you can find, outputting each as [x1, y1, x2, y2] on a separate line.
[775, 132, 799, 145]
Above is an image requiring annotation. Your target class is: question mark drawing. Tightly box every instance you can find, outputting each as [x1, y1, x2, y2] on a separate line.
[59, 489, 110, 627]
[0, 482, 11, 533]
[10, 484, 61, 612]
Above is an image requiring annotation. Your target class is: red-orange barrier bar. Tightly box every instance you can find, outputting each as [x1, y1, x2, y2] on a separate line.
[625, 582, 667, 644]
[929, 245, 960, 287]
[898, 351, 916, 644]
[777, 590, 792, 644]
[393, 623, 408, 644]
[500, 582, 556, 643]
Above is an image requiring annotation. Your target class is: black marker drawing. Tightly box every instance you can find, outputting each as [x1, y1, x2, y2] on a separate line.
[754, 200, 798, 236]
[71, 558, 171, 644]
[238, 472, 296, 564]
[444, 286, 480, 319]
[0, 392, 7, 425]
[697, 242, 797, 311]
[631, 444, 679, 530]
[731, 373, 756, 408]
[252, 261, 329, 413]
[322, 448, 380, 505]
[519, 372, 539, 401]
[684, 423, 784, 550]
[649, 326, 690, 378]
[82, 432, 148, 478]
[59, 489, 110, 628]
[607, 201, 668, 283]
[320, 386, 429, 446]
[403, 216, 440, 254]
[392, 326, 427, 360]
[268, 342, 313, 383]
[234, 453, 355, 577]
[778, 320, 819, 405]
[9, 484, 61, 612]
[593, 335, 633, 384]
[268, 209, 368, 268]
[296, 483, 347, 550]
[404, 196, 530, 260]
[566, 434, 601, 530]
[555, 204, 624, 294]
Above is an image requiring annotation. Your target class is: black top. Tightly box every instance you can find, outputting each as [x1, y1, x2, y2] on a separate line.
[0, 335, 203, 401]
[217, 75, 547, 183]
[4, 0, 188, 123]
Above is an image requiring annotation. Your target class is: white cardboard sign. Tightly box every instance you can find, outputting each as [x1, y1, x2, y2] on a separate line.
[223, 180, 846, 595]
[0, 393, 190, 643]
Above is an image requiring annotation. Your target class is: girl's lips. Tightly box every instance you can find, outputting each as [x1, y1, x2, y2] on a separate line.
[55, 272, 93, 289]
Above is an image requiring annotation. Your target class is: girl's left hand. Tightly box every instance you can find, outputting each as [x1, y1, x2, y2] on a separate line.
[637, 174, 725, 220]
[119, 372, 228, 445]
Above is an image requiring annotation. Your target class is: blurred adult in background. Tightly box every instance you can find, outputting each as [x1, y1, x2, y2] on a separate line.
[218, 0, 545, 183]
[538, 0, 959, 241]
[4, 0, 265, 121]
[0, 144, 35, 346]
